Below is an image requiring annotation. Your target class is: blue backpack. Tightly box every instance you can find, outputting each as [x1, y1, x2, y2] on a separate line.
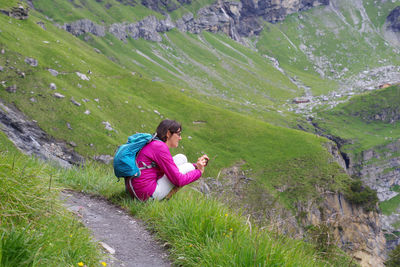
[113, 133, 157, 179]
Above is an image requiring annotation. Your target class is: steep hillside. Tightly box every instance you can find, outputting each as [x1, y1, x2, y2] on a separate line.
[313, 84, 400, 250]
[1, 0, 398, 265]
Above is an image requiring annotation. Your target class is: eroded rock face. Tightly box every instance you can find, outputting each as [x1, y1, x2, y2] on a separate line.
[0, 5, 29, 20]
[62, 19, 106, 37]
[238, 0, 328, 35]
[60, 0, 330, 42]
[300, 192, 386, 267]
[0, 100, 84, 167]
[349, 140, 400, 202]
[386, 6, 400, 33]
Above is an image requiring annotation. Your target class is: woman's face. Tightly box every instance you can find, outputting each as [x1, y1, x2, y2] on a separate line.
[166, 128, 182, 148]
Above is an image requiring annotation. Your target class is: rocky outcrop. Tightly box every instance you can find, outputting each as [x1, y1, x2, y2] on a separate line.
[62, 19, 106, 37]
[349, 140, 400, 202]
[176, 1, 242, 41]
[384, 6, 400, 45]
[386, 6, 400, 33]
[238, 0, 329, 36]
[60, 0, 330, 42]
[0, 5, 29, 20]
[199, 157, 386, 267]
[300, 191, 386, 267]
[0, 99, 84, 168]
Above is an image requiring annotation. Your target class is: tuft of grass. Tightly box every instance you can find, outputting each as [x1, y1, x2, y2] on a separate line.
[0, 132, 103, 267]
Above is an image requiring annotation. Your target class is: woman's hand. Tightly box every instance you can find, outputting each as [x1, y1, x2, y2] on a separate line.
[196, 154, 209, 174]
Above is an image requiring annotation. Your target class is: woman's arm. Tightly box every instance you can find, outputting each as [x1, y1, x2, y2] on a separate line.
[153, 143, 202, 187]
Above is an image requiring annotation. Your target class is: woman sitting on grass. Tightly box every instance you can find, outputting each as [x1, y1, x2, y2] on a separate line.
[125, 119, 209, 201]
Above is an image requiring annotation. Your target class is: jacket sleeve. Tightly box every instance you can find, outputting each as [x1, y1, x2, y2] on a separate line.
[152, 143, 202, 187]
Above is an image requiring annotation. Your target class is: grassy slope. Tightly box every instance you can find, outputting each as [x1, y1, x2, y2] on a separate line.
[256, 0, 400, 97]
[33, 0, 163, 23]
[0, 131, 354, 266]
[0, 131, 103, 267]
[0, 0, 354, 211]
[313, 85, 400, 215]
[314, 85, 400, 156]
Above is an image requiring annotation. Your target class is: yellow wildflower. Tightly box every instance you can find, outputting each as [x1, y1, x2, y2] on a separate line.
[230, 228, 233, 231]
[224, 213, 228, 217]
[189, 244, 193, 247]
[101, 262, 107, 266]
[78, 262, 84, 267]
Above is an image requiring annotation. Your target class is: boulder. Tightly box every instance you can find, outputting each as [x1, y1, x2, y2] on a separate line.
[93, 154, 113, 164]
[48, 69, 58, 76]
[50, 83, 57, 90]
[25, 57, 38, 67]
[54, 93, 65, 99]
[5, 84, 17, 93]
[37, 21, 46, 30]
[76, 72, 90, 81]
[70, 97, 81, 106]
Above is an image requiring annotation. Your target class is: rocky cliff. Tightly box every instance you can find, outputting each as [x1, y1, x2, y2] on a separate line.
[59, 0, 329, 42]
[300, 190, 386, 267]
[200, 142, 387, 267]
[384, 6, 400, 45]
[349, 140, 400, 202]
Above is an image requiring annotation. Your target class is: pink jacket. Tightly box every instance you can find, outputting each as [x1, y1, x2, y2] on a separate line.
[125, 140, 202, 201]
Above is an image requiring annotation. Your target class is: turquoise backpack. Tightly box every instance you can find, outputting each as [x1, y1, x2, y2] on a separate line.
[113, 133, 157, 179]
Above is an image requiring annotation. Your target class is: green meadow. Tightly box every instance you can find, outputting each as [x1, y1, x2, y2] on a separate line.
[1, 0, 400, 265]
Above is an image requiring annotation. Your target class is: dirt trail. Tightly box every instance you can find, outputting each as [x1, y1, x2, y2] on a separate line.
[61, 190, 171, 267]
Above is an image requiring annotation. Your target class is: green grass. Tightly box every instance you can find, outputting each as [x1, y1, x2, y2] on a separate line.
[32, 0, 162, 24]
[52, 152, 355, 266]
[314, 85, 400, 156]
[0, 2, 356, 215]
[0, 130, 355, 266]
[0, 132, 103, 267]
[380, 194, 400, 215]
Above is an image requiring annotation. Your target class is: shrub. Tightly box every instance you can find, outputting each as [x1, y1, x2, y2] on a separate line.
[344, 179, 378, 212]
[386, 244, 400, 267]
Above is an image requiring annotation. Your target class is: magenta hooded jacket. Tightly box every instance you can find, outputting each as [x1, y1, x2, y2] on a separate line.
[125, 140, 202, 201]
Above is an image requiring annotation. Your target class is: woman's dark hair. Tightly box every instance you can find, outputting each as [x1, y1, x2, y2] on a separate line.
[156, 119, 182, 142]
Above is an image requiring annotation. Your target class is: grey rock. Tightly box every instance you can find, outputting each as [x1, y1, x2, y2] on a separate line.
[50, 83, 57, 90]
[6, 84, 17, 93]
[1, 49, 4, 54]
[156, 15, 175, 32]
[0, 66, 3, 71]
[66, 122, 73, 130]
[54, 92, 65, 99]
[102, 121, 114, 131]
[62, 19, 106, 37]
[136, 16, 162, 42]
[68, 141, 77, 147]
[48, 69, 58, 76]
[37, 21, 46, 30]
[94, 48, 101, 54]
[29, 97, 36, 102]
[70, 97, 81, 107]
[0, 100, 84, 167]
[1, 5, 29, 20]
[25, 57, 38, 67]
[93, 154, 113, 164]
[386, 6, 400, 33]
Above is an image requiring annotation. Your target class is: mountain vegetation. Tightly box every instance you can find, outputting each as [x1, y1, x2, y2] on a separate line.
[1, 0, 400, 265]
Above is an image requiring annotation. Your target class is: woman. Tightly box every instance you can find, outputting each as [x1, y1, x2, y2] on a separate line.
[125, 119, 209, 201]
